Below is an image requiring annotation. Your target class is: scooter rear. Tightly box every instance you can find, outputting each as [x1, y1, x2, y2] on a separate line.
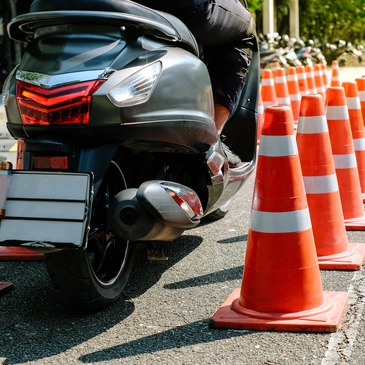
[0, 0, 259, 312]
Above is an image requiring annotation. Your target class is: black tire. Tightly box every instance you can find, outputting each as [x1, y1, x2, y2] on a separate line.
[45, 158, 134, 313]
[204, 200, 232, 222]
[204, 208, 228, 221]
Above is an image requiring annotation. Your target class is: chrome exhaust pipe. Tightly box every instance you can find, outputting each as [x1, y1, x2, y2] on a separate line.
[108, 181, 203, 241]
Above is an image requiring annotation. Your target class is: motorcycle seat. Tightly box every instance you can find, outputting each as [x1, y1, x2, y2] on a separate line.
[27, 0, 199, 56]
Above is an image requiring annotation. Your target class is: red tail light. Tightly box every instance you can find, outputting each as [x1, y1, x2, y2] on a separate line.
[16, 80, 104, 126]
[33, 156, 69, 170]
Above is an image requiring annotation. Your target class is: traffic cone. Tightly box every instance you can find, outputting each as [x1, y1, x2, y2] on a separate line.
[305, 64, 317, 94]
[326, 86, 365, 230]
[287, 67, 301, 126]
[261, 69, 277, 109]
[321, 63, 329, 89]
[257, 93, 264, 144]
[296, 65, 309, 96]
[343, 81, 365, 201]
[0, 281, 13, 296]
[297, 94, 365, 270]
[331, 60, 341, 87]
[0, 247, 44, 261]
[314, 64, 326, 100]
[211, 105, 348, 332]
[355, 78, 365, 124]
[271, 62, 281, 76]
[274, 68, 291, 107]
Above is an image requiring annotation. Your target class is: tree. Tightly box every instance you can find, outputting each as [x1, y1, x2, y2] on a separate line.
[252, 0, 364, 43]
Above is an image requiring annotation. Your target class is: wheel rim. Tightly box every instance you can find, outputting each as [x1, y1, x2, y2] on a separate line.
[87, 160, 132, 288]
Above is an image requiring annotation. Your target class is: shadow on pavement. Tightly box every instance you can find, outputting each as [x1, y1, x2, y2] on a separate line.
[0, 234, 204, 364]
[78, 319, 248, 363]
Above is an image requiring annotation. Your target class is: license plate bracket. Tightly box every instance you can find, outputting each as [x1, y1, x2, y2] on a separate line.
[0, 170, 93, 250]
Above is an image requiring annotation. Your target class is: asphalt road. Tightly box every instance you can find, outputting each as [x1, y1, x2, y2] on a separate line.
[1, 67, 365, 365]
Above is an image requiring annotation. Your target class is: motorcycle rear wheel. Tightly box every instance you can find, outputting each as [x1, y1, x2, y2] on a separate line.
[45, 158, 134, 313]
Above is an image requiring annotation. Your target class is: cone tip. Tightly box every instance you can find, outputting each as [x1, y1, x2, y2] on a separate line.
[263, 105, 294, 135]
[300, 94, 325, 116]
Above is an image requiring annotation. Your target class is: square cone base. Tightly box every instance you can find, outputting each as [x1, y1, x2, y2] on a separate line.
[210, 288, 348, 333]
[0, 281, 14, 296]
[318, 242, 365, 270]
[0, 247, 43, 261]
[344, 214, 365, 231]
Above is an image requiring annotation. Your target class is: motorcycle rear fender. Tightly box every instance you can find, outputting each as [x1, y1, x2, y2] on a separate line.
[20, 139, 119, 195]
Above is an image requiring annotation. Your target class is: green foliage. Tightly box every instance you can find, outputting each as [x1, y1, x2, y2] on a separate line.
[253, 0, 364, 43]
[247, 0, 264, 12]
[298, 0, 365, 43]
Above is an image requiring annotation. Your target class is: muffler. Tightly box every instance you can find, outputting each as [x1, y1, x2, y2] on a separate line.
[108, 181, 203, 241]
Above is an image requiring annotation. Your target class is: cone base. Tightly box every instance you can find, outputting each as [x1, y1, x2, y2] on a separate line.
[344, 214, 365, 231]
[318, 242, 365, 270]
[210, 288, 348, 333]
[0, 247, 44, 261]
[0, 281, 14, 296]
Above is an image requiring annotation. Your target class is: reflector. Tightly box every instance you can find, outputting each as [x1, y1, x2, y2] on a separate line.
[16, 80, 104, 126]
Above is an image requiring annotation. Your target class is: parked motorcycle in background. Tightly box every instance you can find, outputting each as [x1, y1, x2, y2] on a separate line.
[0, 0, 259, 313]
[293, 39, 314, 66]
[259, 32, 288, 69]
[322, 39, 363, 66]
[259, 32, 332, 70]
[306, 39, 327, 65]
[259, 33, 302, 70]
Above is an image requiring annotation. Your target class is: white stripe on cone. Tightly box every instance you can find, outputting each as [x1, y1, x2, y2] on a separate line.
[259, 135, 298, 157]
[250, 208, 312, 233]
[297, 115, 328, 134]
[303, 174, 339, 194]
[333, 153, 358, 169]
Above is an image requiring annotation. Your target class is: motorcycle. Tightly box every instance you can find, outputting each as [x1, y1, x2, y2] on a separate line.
[293, 39, 314, 67]
[259, 32, 288, 70]
[0, 0, 259, 313]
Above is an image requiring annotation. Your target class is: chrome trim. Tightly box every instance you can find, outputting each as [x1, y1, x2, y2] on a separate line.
[206, 151, 225, 185]
[16, 69, 113, 88]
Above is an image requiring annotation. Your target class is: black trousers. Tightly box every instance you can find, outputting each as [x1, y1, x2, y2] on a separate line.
[138, 0, 256, 112]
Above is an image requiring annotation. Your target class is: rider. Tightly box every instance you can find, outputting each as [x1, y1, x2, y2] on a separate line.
[134, 0, 256, 167]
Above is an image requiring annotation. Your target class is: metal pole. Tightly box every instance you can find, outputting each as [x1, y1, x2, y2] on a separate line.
[289, 0, 300, 38]
[263, 0, 275, 34]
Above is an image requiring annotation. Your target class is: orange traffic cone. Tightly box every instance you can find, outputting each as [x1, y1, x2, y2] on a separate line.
[297, 94, 365, 270]
[211, 105, 348, 332]
[331, 60, 341, 87]
[261, 69, 277, 109]
[0, 247, 44, 261]
[343, 81, 365, 201]
[355, 78, 365, 124]
[326, 86, 365, 230]
[314, 64, 326, 100]
[287, 67, 301, 126]
[321, 63, 329, 89]
[271, 62, 281, 76]
[296, 65, 309, 96]
[0, 281, 13, 296]
[274, 68, 291, 107]
[257, 93, 264, 144]
[305, 64, 317, 94]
